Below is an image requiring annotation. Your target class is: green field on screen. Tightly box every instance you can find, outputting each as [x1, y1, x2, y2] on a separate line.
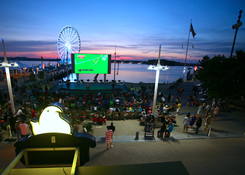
[72, 53, 110, 74]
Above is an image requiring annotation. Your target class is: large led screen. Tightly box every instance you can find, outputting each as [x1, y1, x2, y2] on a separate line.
[72, 53, 111, 74]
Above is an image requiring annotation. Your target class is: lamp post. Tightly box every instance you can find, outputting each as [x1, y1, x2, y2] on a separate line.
[113, 46, 117, 82]
[0, 39, 18, 115]
[147, 45, 168, 117]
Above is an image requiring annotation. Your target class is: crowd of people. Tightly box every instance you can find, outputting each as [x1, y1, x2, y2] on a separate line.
[0, 64, 223, 144]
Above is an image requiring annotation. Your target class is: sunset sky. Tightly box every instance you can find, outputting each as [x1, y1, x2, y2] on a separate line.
[0, 0, 244, 62]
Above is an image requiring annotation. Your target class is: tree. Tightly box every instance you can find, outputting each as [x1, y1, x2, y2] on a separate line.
[196, 50, 245, 99]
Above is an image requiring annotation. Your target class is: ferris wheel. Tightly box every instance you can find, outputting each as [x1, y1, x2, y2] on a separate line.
[57, 26, 81, 64]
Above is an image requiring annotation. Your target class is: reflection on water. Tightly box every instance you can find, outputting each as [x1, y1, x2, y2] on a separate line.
[65, 64, 186, 83]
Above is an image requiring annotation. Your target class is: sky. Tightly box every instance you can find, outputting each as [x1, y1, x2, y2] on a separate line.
[0, 0, 244, 62]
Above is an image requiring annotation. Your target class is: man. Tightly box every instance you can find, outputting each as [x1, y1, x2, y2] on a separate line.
[158, 123, 166, 139]
[15, 107, 26, 121]
[195, 115, 202, 134]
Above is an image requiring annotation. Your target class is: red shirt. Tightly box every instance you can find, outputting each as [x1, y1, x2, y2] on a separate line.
[31, 109, 37, 118]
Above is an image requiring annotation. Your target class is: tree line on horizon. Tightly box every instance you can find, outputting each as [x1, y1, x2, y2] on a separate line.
[112, 59, 194, 66]
[1, 56, 195, 66]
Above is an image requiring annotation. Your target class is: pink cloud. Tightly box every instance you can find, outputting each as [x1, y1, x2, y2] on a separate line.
[5, 51, 58, 59]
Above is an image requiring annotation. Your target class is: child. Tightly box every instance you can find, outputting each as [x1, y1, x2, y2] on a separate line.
[105, 126, 113, 150]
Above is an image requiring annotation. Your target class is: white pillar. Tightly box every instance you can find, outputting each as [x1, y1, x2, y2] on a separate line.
[152, 67, 160, 116]
[5, 67, 16, 115]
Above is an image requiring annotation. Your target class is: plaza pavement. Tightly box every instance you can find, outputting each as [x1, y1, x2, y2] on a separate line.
[92, 106, 245, 143]
[86, 137, 245, 175]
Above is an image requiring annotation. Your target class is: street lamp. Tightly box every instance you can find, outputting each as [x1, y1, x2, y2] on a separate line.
[147, 45, 169, 117]
[0, 39, 18, 115]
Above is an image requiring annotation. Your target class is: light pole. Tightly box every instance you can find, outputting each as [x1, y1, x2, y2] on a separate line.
[113, 46, 117, 82]
[0, 39, 18, 115]
[147, 45, 169, 117]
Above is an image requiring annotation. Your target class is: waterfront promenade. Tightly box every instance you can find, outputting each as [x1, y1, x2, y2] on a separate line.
[1, 104, 245, 174]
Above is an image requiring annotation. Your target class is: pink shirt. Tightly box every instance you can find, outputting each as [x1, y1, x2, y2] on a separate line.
[105, 130, 113, 143]
[19, 123, 29, 135]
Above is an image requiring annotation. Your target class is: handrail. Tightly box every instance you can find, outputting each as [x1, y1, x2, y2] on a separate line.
[71, 148, 80, 175]
[1, 147, 80, 175]
[2, 151, 25, 175]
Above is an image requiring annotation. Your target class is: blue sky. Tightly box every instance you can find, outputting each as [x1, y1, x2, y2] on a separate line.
[0, 0, 244, 62]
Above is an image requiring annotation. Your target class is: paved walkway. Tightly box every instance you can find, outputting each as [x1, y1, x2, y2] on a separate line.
[86, 138, 245, 175]
[90, 105, 245, 143]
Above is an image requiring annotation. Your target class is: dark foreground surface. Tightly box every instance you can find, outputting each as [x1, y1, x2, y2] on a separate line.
[1, 137, 245, 175]
[86, 138, 245, 175]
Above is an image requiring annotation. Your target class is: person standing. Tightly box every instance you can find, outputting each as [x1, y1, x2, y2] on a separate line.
[195, 115, 202, 134]
[31, 108, 37, 119]
[204, 113, 212, 131]
[176, 102, 182, 115]
[105, 126, 113, 150]
[189, 114, 197, 128]
[165, 121, 174, 138]
[212, 105, 220, 118]
[18, 120, 31, 138]
[109, 122, 115, 133]
[158, 122, 166, 139]
[183, 113, 190, 133]
[197, 103, 205, 117]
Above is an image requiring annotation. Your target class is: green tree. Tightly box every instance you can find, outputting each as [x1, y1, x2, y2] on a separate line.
[196, 50, 245, 99]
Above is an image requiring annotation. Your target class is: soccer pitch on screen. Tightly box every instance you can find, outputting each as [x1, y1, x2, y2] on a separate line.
[72, 53, 111, 74]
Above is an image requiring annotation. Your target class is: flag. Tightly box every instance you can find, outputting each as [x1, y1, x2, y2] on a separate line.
[190, 23, 196, 38]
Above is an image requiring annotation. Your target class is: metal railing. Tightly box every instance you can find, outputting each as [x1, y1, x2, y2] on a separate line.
[2, 147, 80, 175]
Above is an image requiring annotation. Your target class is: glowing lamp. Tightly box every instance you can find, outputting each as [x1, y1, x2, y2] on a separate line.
[31, 105, 71, 135]
[194, 65, 198, 71]
[147, 65, 169, 71]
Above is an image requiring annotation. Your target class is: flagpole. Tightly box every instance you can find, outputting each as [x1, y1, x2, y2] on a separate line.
[184, 23, 191, 65]
[113, 46, 116, 81]
[116, 59, 119, 75]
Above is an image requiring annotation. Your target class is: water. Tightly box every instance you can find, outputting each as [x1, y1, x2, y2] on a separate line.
[16, 61, 188, 83]
[66, 64, 187, 83]
[16, 61, 57, 68]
